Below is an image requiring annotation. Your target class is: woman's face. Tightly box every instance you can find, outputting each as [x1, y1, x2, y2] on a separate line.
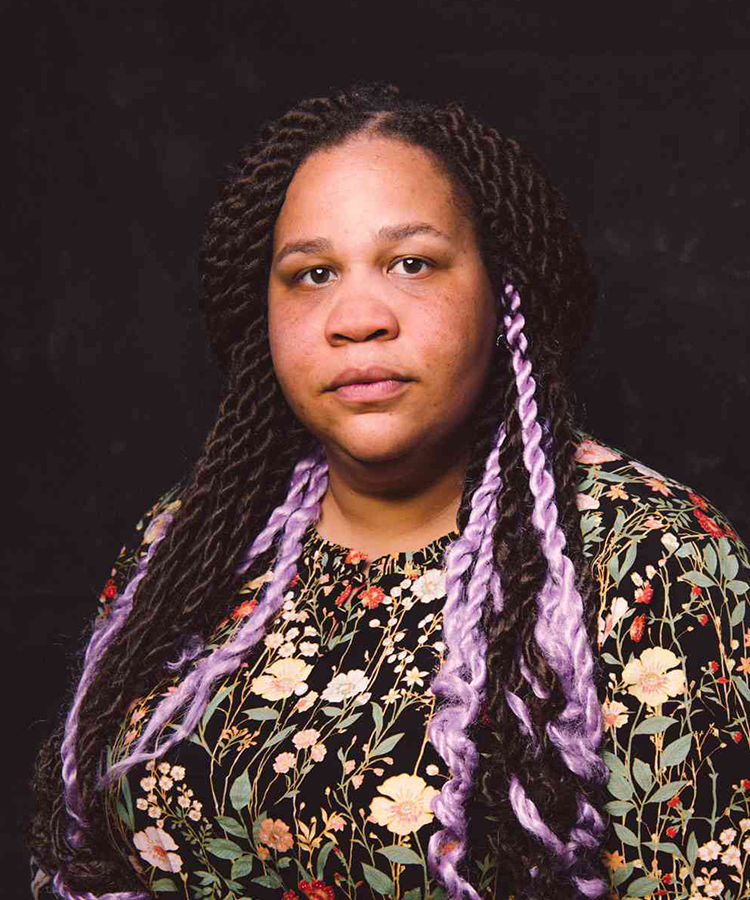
[267, 135, 497, 471]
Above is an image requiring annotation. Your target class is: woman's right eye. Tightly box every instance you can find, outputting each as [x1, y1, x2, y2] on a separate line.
[295, 266, 336, 286]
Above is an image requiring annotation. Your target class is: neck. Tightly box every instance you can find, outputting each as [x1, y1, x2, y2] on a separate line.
[315, 437, 469, 558]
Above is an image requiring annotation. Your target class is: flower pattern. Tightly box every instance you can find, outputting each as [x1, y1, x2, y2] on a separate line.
[28, 433, 750, 900]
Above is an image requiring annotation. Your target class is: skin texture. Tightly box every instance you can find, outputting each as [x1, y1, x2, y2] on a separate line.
[267, 135, 498, 563]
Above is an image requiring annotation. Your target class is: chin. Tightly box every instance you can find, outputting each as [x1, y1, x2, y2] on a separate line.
[325, 429, 425, 467]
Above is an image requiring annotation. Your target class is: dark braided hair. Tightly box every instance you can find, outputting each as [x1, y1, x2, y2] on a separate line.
[27, 82, 608, 900]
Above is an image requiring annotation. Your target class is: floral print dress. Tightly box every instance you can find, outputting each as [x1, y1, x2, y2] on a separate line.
[30, 433, 750, 900]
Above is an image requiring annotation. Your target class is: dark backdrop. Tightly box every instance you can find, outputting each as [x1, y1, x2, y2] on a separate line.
[6, 1, 749, 895]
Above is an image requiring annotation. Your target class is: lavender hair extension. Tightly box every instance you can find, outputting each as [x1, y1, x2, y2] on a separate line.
[53, 451, 326, 899]
[98, 447, 329, 788]
[427, 422, 505, 899]
[502, 284, 607, 897]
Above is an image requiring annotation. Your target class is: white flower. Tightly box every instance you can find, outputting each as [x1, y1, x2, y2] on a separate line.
[412, 569, 446, 603]
[741, 818, 750, 831]
[169, 766, 185, 781]
[299, 641, 319, 657]
[390, 587, 402, 598]
[622, 647, 685, 707]
[303, 626, 317, 637]
[136, 798, 149, 810]
[426, 764, 440, 776]
[405, 667, 428, 688]
[697, 840, 722, 861]
[661, 532, 679, 554]
[187, 807, 202, 821]
[721, 845, 741, 867]
[369, 773, 439, 835]
[704, 879, 724, 898]
[147, 806, 161, 819]
[400, 579, 412, 589]
[158, 776, 173, 791]
[434, 641, 445, 653]
[743, 836, 750, 852]
[321, 669, 369, 703]
[383, 688, 400, 704]
[177, 794, 190, 809]
[720, 828, 737, 846]
[353, 691, 371, 706]
[264, 633, 285, 650]
[286, 627, 300, 639]
[295, 690, 318, 712]
[311, 742, 327, 762]
[278, 642, 296, 658]
[133, 826, 183, 872]
[140, 776, 157, 792]
[250, 658, 313, 701]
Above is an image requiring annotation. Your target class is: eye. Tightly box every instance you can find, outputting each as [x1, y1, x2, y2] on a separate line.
[390, 257, 433, 276]
[294, 266, 337, 286]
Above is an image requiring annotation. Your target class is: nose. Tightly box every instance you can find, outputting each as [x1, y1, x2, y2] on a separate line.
[324, 275, 400, 345]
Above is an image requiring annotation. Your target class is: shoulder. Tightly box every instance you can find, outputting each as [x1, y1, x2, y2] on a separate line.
[95, 482, 184, 620]
[571, 432, 750, 896]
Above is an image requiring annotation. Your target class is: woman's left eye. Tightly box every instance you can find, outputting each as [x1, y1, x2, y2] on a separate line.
[390, 257, 433, 276]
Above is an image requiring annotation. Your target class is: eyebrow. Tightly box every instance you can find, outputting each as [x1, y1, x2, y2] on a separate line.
[273, 221, 450, 266]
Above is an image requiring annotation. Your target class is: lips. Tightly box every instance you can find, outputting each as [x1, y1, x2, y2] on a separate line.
[327, 366, 411, 391]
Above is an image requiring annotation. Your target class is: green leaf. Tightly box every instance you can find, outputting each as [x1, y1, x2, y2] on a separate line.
[231, 856, 254, 879]
[723, 554, 740, 581]
[230, 770, 251, 812]
[648, 780, 689, 804]
[322, 706, 342, 717]
[730, 601, 746, 627]
[645, 841, 685, 859]
[362, 862, 395, 895]
[613, 822, 640, 847]
[628, 876, 660, 897]
[216, 815, 249, 839]
[729, 580, 750, 595]
[733, 675, 750, 703]
[252, 872, 284, 889]
[206, 838, 243, 860]
[607, 774, 634, 801]
[632, 759, 653, 793]
[681, 571, 715, 588]
[703, 543, 718, 575]
[613, 862, 634, 886]
[371, 701, 384, 735]
[675, 541, 696, 559]
[619, 541, 639, 584]
[601, 652, 620, 666]
[116, 801, 132, 831]
[338, 713, 363, 729]
[661, 734, 692, 767]
[608, 554, 620, 584]
[602, 750, 629, 781]
[687, 832, 699, 866]
[200, 684, 234, 731]
[603, 800, 635, 815]
[152, 879, 179, 892]
[120, 774, 134, 830]
[404, 890, 422, 900]
[262, 724, 295, 750]
[278, 856, 292, 868]
[252, 810, 268, 841]
[370, 733, 404, 757]
[633, 716, 678, 735]
[377, 845, 423, 865]
[316, 840, 335, 880]
[244, 706, 279, 721]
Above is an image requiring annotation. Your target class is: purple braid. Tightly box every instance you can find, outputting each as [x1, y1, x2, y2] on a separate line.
[98, 446, 329, 788]
[427, 422, 505, 899]
[52, 450, 327, 900]
[502, 284, 607, 897]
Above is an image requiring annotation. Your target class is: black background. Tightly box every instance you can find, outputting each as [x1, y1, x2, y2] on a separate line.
[6, 1, 749, 895]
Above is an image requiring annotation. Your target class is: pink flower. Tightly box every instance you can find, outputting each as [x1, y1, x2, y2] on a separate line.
[132, 827, 183, 872]
[273, 752, 296, 774]
[576, 492, 600, 511]
[258, 818, 294, 852]
[574, 440, 622, 465]
[293, 729, 321, 750]
[311, 743, 327, 762]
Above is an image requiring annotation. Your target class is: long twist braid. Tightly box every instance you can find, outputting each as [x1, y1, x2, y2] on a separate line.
[27, 82, 606, 900]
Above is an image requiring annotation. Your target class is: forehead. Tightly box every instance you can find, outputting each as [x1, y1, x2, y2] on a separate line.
[273, 136, 466, 242]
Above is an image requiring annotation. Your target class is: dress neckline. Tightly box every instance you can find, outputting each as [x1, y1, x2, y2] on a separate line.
[301, 522, 461, 572]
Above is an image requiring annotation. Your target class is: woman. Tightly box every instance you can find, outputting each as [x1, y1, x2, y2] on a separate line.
[28, 82, 750, 900]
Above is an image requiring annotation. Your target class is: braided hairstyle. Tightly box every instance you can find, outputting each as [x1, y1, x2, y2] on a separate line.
[27, 82, 608, 900]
